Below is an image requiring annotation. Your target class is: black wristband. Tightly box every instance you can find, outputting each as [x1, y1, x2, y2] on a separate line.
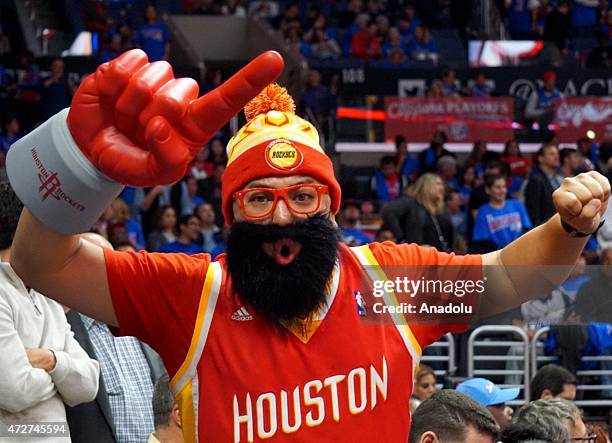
[560, 219, 605, 237]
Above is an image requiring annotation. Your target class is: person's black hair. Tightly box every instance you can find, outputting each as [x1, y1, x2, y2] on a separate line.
[380, 155, 397, 167]
[503, 139, 522, 158]
[484, 173, 505, 188]
[536, 143, 559, 164]
[484, 160, 511, 179]
[0, 181, 24, 250]
[178, 214, 198, 227]
[152, 373, 173, 429]
[2, 112, 18, 132]
[441, 68, 455, 79]
[432, 130, 448, 143]
[395, 135, 406, 149]
[408, 390, 499, 443]
[500, 420, 554, 443]
[531, 364, 577, 400]
[559, 148, 578, 165]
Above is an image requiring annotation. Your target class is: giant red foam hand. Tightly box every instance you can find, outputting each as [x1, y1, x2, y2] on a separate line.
[67, 49, 284, 187]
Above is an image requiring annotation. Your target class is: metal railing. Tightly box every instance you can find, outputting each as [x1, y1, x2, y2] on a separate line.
[422, 333, 456, 388]
[468, 325, 531, 404]
[530, 326, 612, 407]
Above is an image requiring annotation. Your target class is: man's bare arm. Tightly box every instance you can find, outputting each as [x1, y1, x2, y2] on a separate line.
[480, 214, 588, 316]
[479, 172, 609, 317]
[10, 209, 117, 326]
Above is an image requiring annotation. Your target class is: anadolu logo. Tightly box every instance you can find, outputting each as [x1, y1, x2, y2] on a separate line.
[265, 139, 303, 171]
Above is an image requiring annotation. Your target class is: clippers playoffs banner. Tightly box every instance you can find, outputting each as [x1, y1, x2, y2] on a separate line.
[555, 97, 612, 141]
[384, 97, 514, 143]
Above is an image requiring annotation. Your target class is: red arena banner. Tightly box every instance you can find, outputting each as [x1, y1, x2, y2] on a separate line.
[384, 97, 514, 143]
[554, 97, 612, 142]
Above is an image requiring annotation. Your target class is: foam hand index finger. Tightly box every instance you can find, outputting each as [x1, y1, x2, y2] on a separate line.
[187, 51, 284, 140]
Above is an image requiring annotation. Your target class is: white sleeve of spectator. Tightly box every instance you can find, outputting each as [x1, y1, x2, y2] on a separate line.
[524, 91, 544, 118]
[574, 0, 599, 6]
[49, 319, 100, 407]
[0, 297, 57, 413]
[528, 0, 540, 10]
[597, 204, 612, 249]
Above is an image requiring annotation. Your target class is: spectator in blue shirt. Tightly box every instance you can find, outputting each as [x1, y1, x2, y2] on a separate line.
[418, 130, 452, 173]
[506, 0, 535, 39]
[473, 174, 532, 251]
[338, 200, 372, 246]
[40, 58, 75, 121]
[196, 202, 222, 253]
[372, 156, 406, 203]
[525, 70, 562, 134]
[186, 175, 204, 213]
[0, 114, 21, 160]
[111, 197, 145, 251]
[383, 27, 409, 58]
[470, 71, 495, 97]
[440, 68, 459, 97]
[458, 165, 476, 207]
[159, 214, 204, 254]
[576, 137, 598, 171]
[446, 190, 467, 244]
[134, 5, 170, 61]
[407, 25, 439, 63]
[394, 135, 419, 184]
[397, 4, 421, 41]
[99, 34, 123, 63]
[571, 0, 598, 31]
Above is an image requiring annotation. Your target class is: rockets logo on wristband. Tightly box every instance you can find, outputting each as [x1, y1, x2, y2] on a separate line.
[31, 147, 86, 212]
[38, 172, 61, 201]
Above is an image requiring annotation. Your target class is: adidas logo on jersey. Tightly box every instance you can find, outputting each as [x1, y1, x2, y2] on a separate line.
[231, 307, 253, 321]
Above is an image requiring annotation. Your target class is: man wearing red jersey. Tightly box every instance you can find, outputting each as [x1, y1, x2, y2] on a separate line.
[6, 50, 610, 442]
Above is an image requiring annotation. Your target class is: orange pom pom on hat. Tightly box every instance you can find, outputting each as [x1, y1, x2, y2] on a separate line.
[221, 83, 341, 225]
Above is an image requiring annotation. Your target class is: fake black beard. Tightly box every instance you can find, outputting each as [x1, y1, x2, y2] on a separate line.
[226, 215, 341, 325]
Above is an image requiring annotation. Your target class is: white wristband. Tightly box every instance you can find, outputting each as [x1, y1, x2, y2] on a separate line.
[6, 109, 124, 234]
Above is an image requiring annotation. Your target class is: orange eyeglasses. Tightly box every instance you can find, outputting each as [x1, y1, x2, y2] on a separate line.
[233, 184, 329, 220]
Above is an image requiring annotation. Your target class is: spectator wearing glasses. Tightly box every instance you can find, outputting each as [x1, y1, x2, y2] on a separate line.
[512, 399, 592, 443]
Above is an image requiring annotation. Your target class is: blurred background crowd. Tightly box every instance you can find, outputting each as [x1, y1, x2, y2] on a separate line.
[0, 0, 611, 441]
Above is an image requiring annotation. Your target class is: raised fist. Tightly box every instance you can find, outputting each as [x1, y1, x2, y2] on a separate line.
[67, 49, 284, 187]
[553, 171, 611, 234]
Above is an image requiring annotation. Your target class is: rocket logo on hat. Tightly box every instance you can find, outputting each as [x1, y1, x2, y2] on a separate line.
[266, 139, 303, 171]
[221, 83, 342, 225]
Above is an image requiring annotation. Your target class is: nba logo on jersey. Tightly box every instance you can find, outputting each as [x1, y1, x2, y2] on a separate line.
[355, 291, 367, 317]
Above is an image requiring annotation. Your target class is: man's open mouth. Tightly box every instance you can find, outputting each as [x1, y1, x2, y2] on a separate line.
[263, 239, 303, 265]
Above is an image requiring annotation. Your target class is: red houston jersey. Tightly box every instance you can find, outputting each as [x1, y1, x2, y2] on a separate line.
[104, 242, 481, 442]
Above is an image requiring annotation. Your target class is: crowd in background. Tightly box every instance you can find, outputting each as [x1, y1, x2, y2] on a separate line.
[408, 362, 611, 442]
[0, 0, 612, 443]
[64, 0, 612, 68]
